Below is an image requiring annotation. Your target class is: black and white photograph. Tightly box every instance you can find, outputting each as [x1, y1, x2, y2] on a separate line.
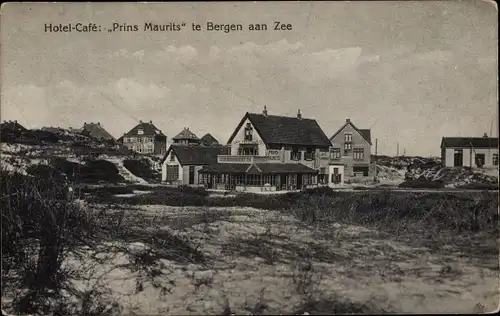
[1, 1, 498, 314]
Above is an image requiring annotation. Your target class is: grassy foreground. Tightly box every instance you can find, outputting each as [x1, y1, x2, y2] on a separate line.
[2, 173, 499, 315]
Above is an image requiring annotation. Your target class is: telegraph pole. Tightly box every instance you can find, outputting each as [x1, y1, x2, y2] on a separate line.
[374, 138, 378, 180]
[397, 142, 399, 158]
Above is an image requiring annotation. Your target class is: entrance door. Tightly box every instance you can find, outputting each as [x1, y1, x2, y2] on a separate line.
[297, 174, 303, 190]
[454, 149, 463, 167]
[189, 166, 195, 185]
[332, 167, 341, 184]
[475, 153, 485, 168]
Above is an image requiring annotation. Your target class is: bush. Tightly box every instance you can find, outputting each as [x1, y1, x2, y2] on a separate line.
[80, 159, 124, 183]
[123, 159, 159, 182]
[1, 168, 100, 314]
[398, 179, 445, 189]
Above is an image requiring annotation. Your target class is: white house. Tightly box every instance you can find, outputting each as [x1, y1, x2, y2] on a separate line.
[160, 145, 230, 186]
[440, 134, 499, 168]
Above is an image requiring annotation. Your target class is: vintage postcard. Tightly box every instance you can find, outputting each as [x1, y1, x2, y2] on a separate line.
[1, 1, 498, 315]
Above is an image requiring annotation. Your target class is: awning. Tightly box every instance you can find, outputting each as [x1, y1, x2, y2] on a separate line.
[199, 162, 317, 174]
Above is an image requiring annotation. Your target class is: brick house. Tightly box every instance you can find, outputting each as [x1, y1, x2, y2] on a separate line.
[329, 118, 373, 179]
[197, 107, 332, 192]
[120, 120, 167, 155]
[160, 145, 230, 185]
[441, 134, 499, 167]
[172, 127, 201, 146]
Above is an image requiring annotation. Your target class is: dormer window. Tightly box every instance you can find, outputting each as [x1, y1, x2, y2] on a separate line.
[244, 123, 253, 141]
[344, 133, 352, 142]
[138, 128, 144, 135]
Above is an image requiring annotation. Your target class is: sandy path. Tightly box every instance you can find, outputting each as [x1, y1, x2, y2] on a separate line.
[55, 205, 500, 315]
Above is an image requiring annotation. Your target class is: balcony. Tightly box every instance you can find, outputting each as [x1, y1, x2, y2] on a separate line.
[217, 155, 282, 164]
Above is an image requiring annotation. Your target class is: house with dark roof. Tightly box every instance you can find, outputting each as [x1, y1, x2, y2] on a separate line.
[121, 120, 167, 155]
[1, 120, 28, 132]
[329, 118, 373, 179]
[200, 133, 220, 146]
[172, 127, 200, 146]
[160, 145, 230, 185]
[441, 134, 498, 167]
[197, 107, 331, 192]
[80, 122, 115, 141]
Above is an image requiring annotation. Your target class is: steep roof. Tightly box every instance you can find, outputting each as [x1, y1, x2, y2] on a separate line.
[81, 122, 115, 140]
[124, 121, 166, 138]
[441, 137, 499, 149]
[200, 133, 219, 146]
[329, 119, 372, 145]
[161, 145, 229, 165]
[227, 112, 331, 147]
[173, 127, 199, 140]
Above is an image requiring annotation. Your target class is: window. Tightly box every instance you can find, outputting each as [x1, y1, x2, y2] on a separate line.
[353, 148, 364, 160]
[290, 148, 301, 161]
[344, 143, 352, 155]
[170, 153, 175, 162]
[263, 174, 277, 186]
[494, 154, 499, 166]
[166, 165, 179, 181]
[138, 129, 144, 135]
[344, 133, 352, 142]
[330, 148, 341, 159]
[247, 174, 263, 186]
[305, 148, 314, 160]
[235, 174, 246, 185]
[238, 146, 258, 156]
[244, 123, 253, 141]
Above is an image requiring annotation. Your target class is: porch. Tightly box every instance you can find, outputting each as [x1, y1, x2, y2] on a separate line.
[198, 163, 318, 192]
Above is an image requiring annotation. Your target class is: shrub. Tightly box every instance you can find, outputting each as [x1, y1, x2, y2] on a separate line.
[398, 179, 445, 189]
[123, 159, 160, 182]
[1, 167, 101, 314]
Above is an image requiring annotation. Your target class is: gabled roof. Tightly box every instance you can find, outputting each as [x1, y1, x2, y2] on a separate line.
[124, 121, 166, 138]
[161, 145, 229, 165]
[173, 127, 199, 140]
[81, 122, 115, 140]
[200, 133, 219, 146]
[329, 119, 372, 145]
[440, 137, 499, 149]
[226, 112, 331, 147]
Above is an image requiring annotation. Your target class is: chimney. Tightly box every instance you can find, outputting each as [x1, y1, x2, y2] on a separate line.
[149, 120, 152, 124]
[483, 133, 488, 138]
[297, 109, 302, 120]
[346, 118, 351, 123]
[97, 122, 100, 126]
[263, 105, 268, 117]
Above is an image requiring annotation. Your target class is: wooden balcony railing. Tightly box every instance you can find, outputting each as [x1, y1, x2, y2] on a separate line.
[217, 155, 282, 164]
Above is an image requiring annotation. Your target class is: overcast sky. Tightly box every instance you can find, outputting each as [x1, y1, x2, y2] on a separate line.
[1, 1, 498, 156]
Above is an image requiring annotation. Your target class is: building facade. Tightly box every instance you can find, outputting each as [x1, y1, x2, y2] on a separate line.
[441, 134, 499, 167]
[121, 120, 167, 155]
[198, 107, 333, 192]
[161, 145, 229, 185]
[329, 118, 373, 179]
